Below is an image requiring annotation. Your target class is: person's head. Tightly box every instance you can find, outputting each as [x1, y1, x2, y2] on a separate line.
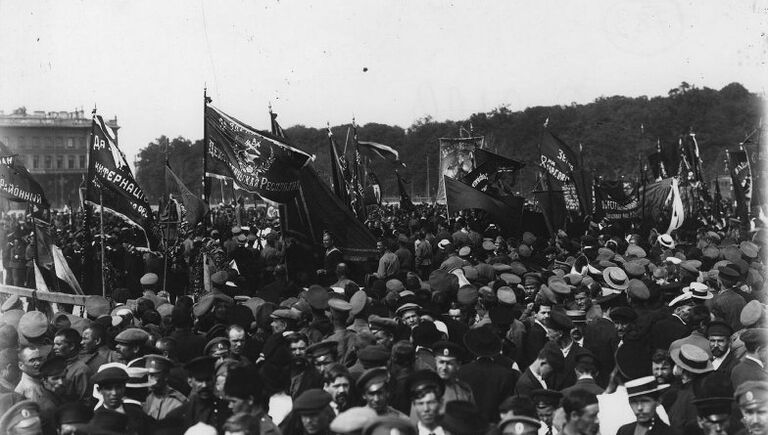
[707, 321, 733, 359]
[534, 303, 552, 323]
[741, 329, 768, 362]
[499, 395, 538, 422]
[227, 325, 246, 356]
[400, 308, 420, 329]
[294, 389, 334, 435]
[359, 368, 390, 414]
[535, 346, 564, 379]
[322, 232, 334, 249]
[144, 355, 173, 393]
[53, 328, 81, 359]
[651, 349, 674, 385]
[224, 368, 259, 415]
[434, 342, 462, 381]
[287, 333, 309, 360]
[307, 341, 339, 375]
[626, 385, 662, 425]
[673, 303, 694, 324]
[322, 363, 352, 410]
[736, 381, 768, 435]
[114, 329, 148, 362]
[270, 317, 287, 334]
[93, 368, 129, 411]
[408, 370, 444, 428]
[562, 390, 600, 435]
[155, 337, 178, 360]
[17, 345, 43, 377]
[694, 398, 733, 435]
[574, 290, 589, 311]
[39, 357, 67, 396]
[0, 349, 19, 386]
[185, 356, 215, 400]
[336, 263, 348, 279]
[81, 324, 107, 353]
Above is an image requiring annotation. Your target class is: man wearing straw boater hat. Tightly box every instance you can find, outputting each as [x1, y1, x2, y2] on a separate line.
[617, 376, 673, 435]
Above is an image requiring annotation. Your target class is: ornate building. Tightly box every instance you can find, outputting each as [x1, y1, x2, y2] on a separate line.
[0, 107, 119, 208]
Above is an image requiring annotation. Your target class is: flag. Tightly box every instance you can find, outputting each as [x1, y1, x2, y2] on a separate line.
[396, 171, 414, 211]
[351, 126, 367, 219]
[328, 128, 350, 206]
[204, 105, 314, 203]
[594, 179, 639, 221]
[436, 136, 481, 203]
[665, 177, 685, 234]
[462, 149, 525, 197]
[166, 163, 208, 227]
[728, 149, 752, 224]
[444, 176, 523, 236]
[356, 141, 402, 164]
[86, 114, 159, 249]
[33, 219, 84, 295]
[534, 176, 567, 235]
[0, 161, 48, 208]
[270, 111, 287, 139]
[540, 130, 578, 189]
[363, 170, 382, 206]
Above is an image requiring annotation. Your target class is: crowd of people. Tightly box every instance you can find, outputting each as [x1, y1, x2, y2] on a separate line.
[0, 200, 765, 435]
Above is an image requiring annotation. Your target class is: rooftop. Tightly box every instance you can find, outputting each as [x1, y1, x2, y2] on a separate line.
[0, 107, 119, 129]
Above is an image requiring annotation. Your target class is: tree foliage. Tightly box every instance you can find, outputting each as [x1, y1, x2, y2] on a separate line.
[135, 82, 762, 202]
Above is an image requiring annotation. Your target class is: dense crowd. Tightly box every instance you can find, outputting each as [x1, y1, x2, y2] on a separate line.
[0, 201, 765, 435]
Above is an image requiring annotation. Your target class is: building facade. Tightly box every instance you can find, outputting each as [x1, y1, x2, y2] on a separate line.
[0, 107, 119, 208]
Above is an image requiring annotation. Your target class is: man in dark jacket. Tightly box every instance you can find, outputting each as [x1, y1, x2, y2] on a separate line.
[617, 376, 676, 435]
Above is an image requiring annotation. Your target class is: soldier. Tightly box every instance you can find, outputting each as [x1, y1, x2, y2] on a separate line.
[691, 396, 733, 435]
[432, 341, 474, 408]
[140, 355, 187, 420]
[0, 400, 42, 435]
[357, 367, 407, 418]
[735, 381, 768, 435]
[531, 390, 563, 435]
[222, 365, 280, 435]
[499, 416, 543, 435]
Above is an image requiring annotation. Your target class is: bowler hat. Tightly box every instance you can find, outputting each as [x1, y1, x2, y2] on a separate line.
[463, 324, 501, 357]
[441, 400, 488, 435]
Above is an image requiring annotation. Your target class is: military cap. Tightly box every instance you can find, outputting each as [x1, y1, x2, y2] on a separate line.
[306, 285, 330, 310]
[356, 344, 389, 368]
[386, 279, 405, 293]
[740, 300, 764, 327]
[357, 367, 389, 391]
[368, 314, 398, 333]
[140, 273, 159, 286]
[210, 271, 228, 286]
[328, 298, 352, 312]
[269, 309, 300, 322]
[548, 279, 571, 295]
[1, 294, 21, 313]
[0, 400, 41, 435]
[330, 406, 378, 434]
[625, 244, 647, 259]
[623, 261, 646, 278]
[306, 340, 338, 359]
[224, 366, 257, 400]
[92, 366, 129, 385]
[538, 285, 558, 304]
[740, 241, 759, 259]
[405, 369, 444, 400]
[564, 273, 583, 286]
[457, 285, 479, 306]
[499, 273, 521, 286]
[499, 416, 542, 435]
[183, 356, 216, 380]
[411, 322, 441, 347]
[204, 337, 230, 356]
[547, 310, 573, 332]
[395, 302, 421, 317]
[114, 327, 149, 345]
[39, 356, 67, 378]
[692, 397, 733, 417]
[293, 389, 333, 415]
[497, 286, 517, 304]
[141, 354, 173, 374]
[192, 292, 234, 318]
[231, 226, 242, 235]
[462, 266, 480, 282]
[703, 245, 720, 260]
[350, 290, 368, 316]
[735, 380, 768, 408]
[706, 320, 733, 338]
[433, 340, 463, 360]
[55, 402, 93, 427]
[362, 416, 417, 435]
[0, 324, 18, 350]
[458, 246, 472, 257]
[492, 263, 512, 274]
[718, 264, 741, 280]
[740, 328, 768, 348]
[627, 279, 650, 301]
[17, 311, 48, 339]
[611, 307, 637, 324]
[566, 310, 586, 324]
[531, 389, 562, 408]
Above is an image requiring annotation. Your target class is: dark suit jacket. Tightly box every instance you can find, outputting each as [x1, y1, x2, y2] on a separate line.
[713, 349, 740, 378]
[583, 317, 618, 387]
[617, 419, 678, 435]
[522, 320, 548, 369]
[515, 368, 545, 398]
[731, 357, 768, 387]
[459, 358, 519, 423]
[552, 341, 582, 390]
[560, 377, 604, 396]
[650, 314, 690, 352]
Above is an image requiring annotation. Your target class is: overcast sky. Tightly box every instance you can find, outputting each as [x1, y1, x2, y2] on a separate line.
[0, 1, 765, 163]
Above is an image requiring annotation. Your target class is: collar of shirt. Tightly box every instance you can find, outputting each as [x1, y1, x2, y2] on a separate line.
[711, 348, 731, 370]
[672, 314, 687, 325]
[746, 355, 765, 368]
[577, 374, 595, 381]
[532, 369, 548, 389]
[418, 421, 445, 435]
[561, 340, 573, 357]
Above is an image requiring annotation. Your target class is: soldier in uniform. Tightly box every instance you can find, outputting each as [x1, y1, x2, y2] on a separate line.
[140, 355, 187, 420]
[0, 400, 42, 435]
[166, 356, 230, 432]
[432, 341, 474, 409]
[735, 381, 768, 435]
[357, 367, 408, 418]
[500, 416, 543, 435]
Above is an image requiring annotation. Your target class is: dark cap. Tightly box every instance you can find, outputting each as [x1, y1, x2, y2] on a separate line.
[306, 340, 338, 360]
[224, 366, 257, 400]
[114, 327, 149, 345]
[499, 416, 542, 435]
[39, 356, 67, 378]
[55, 402, 93, 426]
[92, 367, 129, 386]
[692, 397, 733, 417]
[433, 341, 463, 360]
[411, 322, 441, 347]
[0, 400, 41, 435]
[293, 389, 333, 415]
[718, 264, 741, 280]
[611, 307, 637, 324]
[183, 356, 216, 380]
[356, 367, 389, 392]
[405, 369, 444, 401]
[531, 389, 563, 408]
[441, 400, 488, 435]
[362, 416, 417, 435]
[706, 320, 733, 338]
[546, 310, 573, 332]
[368, 315, 398, 334]
[357, 345, 390, 368]
[740, 328, 768, 348]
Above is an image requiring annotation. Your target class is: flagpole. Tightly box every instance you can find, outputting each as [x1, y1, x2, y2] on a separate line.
[162, 143, 169, 296]
[99, 188, 106, 299]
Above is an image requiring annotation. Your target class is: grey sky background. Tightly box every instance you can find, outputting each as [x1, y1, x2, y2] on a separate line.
[0, 1, 765, 165]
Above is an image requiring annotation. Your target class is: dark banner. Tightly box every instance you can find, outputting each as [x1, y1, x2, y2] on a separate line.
[462, 149, 525, 197]
[397, 171, 414, 211]
[166, 164, 208, 227]
[595, 180, 639, 221]
[444, 176, 523, 236]
[648, 151, 668, 181]
[205, 105, 314, 203]
[540, 130, 578, 189]
[534, 189, 567, 234]
[729, 149, 752, 223]
[0, 161, 48, 207]
[436, 137, 481, 203]
[86, 115, 158, 249]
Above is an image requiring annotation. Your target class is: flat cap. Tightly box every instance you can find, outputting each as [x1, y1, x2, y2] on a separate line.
[358, 344, 390, 367]
[0, 400, 41, 435]
[627, 279, 650, 301]
[306, 340, 338, 359]
[718, 264, 741, 280]
[183, 356, 216, 380]
[293, 389, 333, 415]
[497, 286, 517, 304]
[92, 366, 129, 385]
[740, 241, 759, 259]
[18, 311, 48, 339]
[350, 290, 368, 316]
[114, 327, 149, 345]
[395, 303, 421, 317]
[306, 285, 330, 310]
[269, 309, 300, 321]
[140, 273, 159, 286]
[499, 273, 521, 285]
[386, 279, 404, 293]
[204, 337, 230, 356]
[368, 315, 398, 333]
[457, 285, 479, 305]
[356, 367, 389, 391]
[85, 296, 110, 318]
[740, 300, 764, 327]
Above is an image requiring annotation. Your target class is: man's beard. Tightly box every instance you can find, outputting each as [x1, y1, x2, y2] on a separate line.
[711, 347, 727, 358]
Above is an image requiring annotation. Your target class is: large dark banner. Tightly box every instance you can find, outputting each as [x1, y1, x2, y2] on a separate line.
[444, 176, 523, 236]
[436, 137, 481, 203]
[462, 149, 525, 197]
[205, 105, 314, 203]
[86, 115, 158, 249]
[595, 180, 639, 221]
[729, 149, 752, 223]
[0, 161, 48, 207]
[540, 130, 578, 189]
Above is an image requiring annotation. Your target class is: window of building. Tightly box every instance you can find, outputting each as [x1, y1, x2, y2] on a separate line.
[79, 137, 86, 148]
[1, 137, 9, 147]
[45, 137, 53, 149]
[79, 155, 86, 169]
[33, 155, 39, 169]
[56, 155, 63, 169]
[18, 137, 26, 149]
[66, 138, 75, 149]
[68, 155, 75, 169]
[55, 137, 63, 148]
[44, 155, 52, 169]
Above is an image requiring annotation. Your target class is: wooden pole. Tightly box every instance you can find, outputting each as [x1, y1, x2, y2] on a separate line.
[99, 188, 106, 299]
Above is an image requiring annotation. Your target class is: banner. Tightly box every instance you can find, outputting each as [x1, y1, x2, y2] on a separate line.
[534, 189, 567, 235]
[729, 149, 752, 224]
[357, 141, 401, 164]
[327, 129, 350, 206]
[595, 180, 639, 221]
[363, 170, 382, 206]
[397, 171, 414, 211]
[540, 130, 578, 189]
[166, 164, 208, 228]
[0, 162, 48, 208]
[462, 149, 525, 197]
[86, 115, 159, 249]
[444, 176, 523, 236]
[204, 105, 314, 203]
[648, 151, 668, 181]
[436, 137, 481, 203]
